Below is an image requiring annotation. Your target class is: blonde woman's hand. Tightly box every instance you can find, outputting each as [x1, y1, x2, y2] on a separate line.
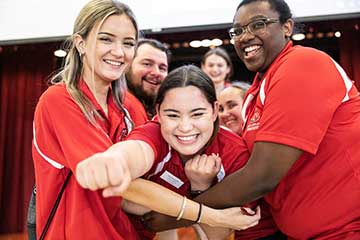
[75, 151, 131, 197]
[185, 153, 221, 191]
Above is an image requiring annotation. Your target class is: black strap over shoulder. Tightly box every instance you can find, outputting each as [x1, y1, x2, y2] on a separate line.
[27, 186, 37, 240]
[39, 171, 72, 240]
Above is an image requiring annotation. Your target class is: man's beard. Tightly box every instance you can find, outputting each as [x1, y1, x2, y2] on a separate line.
[126, 77, 157, 118]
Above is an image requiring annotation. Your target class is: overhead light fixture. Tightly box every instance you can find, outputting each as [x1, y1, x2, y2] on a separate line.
[306, 33, 314, 39]
[326, 32, 335, 37]
[172, 42, 181, 49]
[211, 38, 223, 47]
[223, 39, 231, 45]
[189, 40, 202, 48]
[292, 33, 305, 41]
[54, 49, 67, 57]
[334, 31, 341, 38]
[201, 39, 212, 47]
[316, 32, 324, 38]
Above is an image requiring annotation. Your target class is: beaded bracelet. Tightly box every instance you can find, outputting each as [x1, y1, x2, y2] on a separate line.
[176, 196, 187, 220]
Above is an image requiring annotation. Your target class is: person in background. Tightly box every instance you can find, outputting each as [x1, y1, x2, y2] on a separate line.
[124, 38, 170, 122]
[201, 47, 233, 97]
[75, 65, 267, 239]
[218, 81, 250, 135]
[140, 0, 360, 239]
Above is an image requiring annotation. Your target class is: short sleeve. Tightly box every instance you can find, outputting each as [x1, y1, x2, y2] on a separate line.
[126, 121, 167, 162]
[256, 49, 347, 154]
[33, 85, 113, 172]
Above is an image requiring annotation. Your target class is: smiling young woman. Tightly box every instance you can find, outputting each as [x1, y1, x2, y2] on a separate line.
[75, 65, 270, 239]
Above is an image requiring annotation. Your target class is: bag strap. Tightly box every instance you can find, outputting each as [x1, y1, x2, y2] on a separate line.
[39, 171, 72, 240]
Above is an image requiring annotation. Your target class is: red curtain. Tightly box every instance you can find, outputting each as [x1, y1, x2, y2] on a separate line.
[339, 28, 360, 89]
[0, 43, 57, 233]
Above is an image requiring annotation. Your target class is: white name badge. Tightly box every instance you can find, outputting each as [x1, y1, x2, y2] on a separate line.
[160, 170, 184, 189]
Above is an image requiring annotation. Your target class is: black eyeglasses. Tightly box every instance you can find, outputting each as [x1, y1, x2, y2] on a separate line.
[228, 18, 279, 39]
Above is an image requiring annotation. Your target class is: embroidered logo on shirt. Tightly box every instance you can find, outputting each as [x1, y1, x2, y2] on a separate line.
[247, 107, 261, 131]
[160, 170, 184, 189]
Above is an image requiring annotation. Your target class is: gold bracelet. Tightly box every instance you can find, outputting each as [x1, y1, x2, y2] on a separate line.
[176, 196, 187, 220]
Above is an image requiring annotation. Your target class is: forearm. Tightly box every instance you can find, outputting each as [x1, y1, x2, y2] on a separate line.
[122, 178, 224, 227]
[140, 163, 271, 231]
[194, 163, 271, 208]
[195, 141, 301, 208]
[106, 140, 154, 179]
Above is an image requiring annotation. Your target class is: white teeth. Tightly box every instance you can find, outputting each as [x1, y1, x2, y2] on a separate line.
[244, 45, 260, 53]
[105, 59, 122, 66]
[145, 78, 160, 85]
[177, 135, 197, 141]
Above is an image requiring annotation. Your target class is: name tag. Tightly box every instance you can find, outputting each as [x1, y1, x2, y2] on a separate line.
[160, 170, 184, 189]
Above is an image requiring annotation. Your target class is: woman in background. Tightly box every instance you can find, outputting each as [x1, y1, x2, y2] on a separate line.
[218, 82, 250, 135]
[201, 47, 233, 97]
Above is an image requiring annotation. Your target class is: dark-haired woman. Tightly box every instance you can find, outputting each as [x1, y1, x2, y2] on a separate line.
[76, 65, 263, 239]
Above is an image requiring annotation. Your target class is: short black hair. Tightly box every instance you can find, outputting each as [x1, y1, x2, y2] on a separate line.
[237, 0, 292, 24]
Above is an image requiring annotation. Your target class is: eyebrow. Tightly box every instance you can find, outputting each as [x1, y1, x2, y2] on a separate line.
[233, 15, 269, 27]
[226, 100, 237, 105]
[98, 32, 136, 40]
[141, 58, 168, 67]
[162, 108, 207, 113]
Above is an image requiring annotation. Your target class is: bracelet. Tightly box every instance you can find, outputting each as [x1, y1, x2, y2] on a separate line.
[176, 196, 187, 220]
[195, 203, 203, 223]
[189, 189, 204, 198]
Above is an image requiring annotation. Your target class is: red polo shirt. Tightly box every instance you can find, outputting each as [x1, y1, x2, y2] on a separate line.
[127, 121, 278, 239]
[242, 41, 360, 239]
[32, 81, 139, 239]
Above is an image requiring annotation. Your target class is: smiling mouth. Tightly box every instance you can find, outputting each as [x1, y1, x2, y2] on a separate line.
[144, 78, 161, 86]
[104, 59, 123, 66]
[176, 134, 198, 143]
[243, 45, 261, 58]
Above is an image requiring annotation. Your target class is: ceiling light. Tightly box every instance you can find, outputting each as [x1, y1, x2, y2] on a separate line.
[316, 32, 324, 38]
[189, 40, 202, 48]
[292, 33, 305, 41]
[334, 31, 341, 38]
[54, 49, 67, 57]
[211, 38, 223, 46]
[201, 39, 212, 47]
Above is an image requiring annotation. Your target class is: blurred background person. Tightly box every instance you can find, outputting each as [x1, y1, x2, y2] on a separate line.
[125, 38, 171, 122]
[218, 82, 250, 135]
[201, 47, 233, 97]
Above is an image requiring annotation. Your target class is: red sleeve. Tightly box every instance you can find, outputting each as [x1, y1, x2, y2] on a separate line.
[33, 85, 114, 172]
[257, 48, 347, 154]
[126, 121, 168, 164]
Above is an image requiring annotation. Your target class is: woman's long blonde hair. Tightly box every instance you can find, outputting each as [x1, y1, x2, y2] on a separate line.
[52, 0, 138, 127]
